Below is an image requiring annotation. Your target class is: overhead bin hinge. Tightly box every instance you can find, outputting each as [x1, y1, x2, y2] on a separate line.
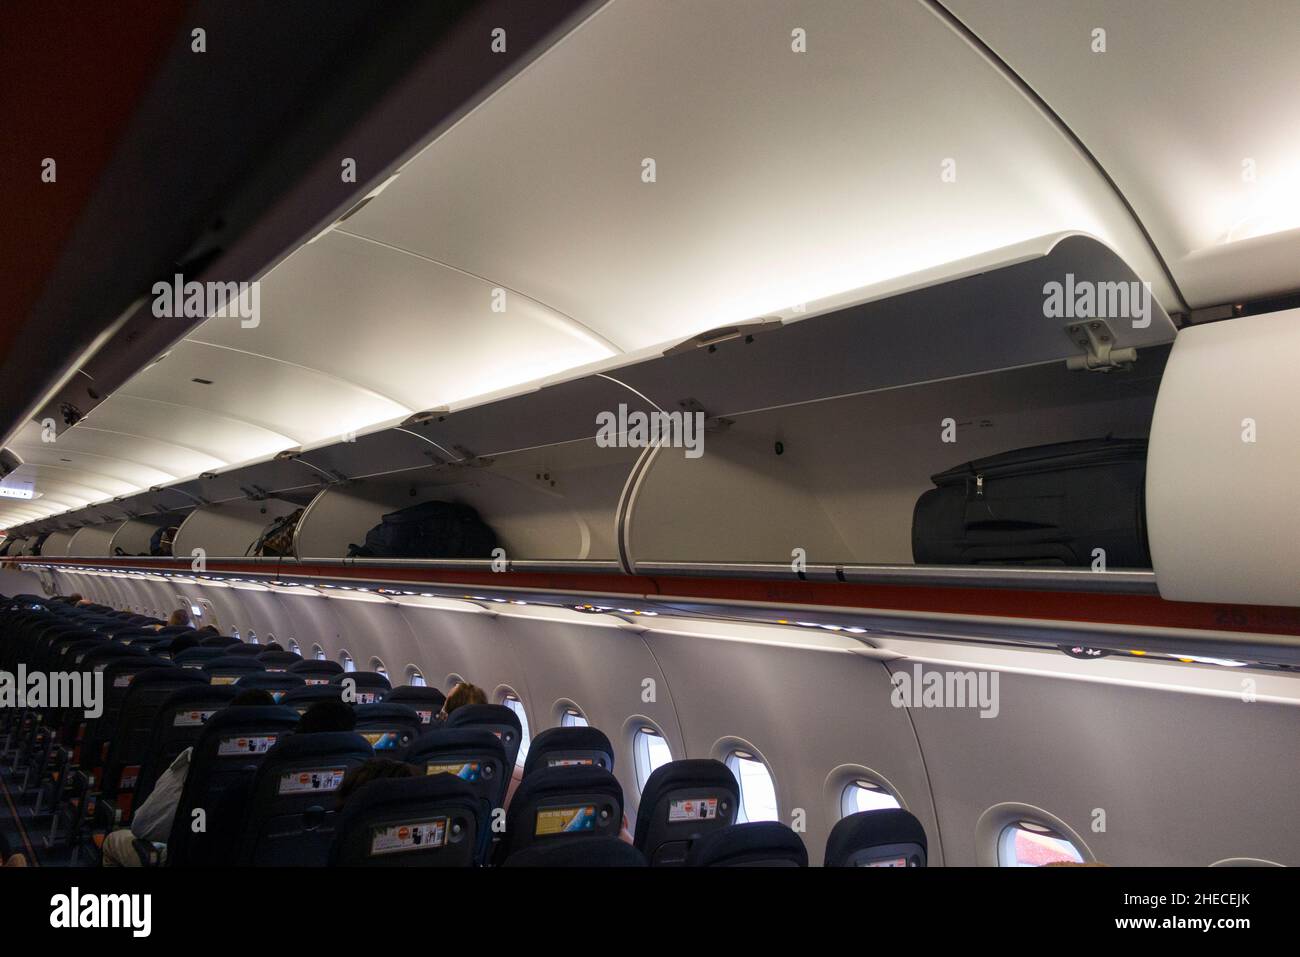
[1064, 319, 1137, 372]
[446, 445, 493, 470]
[677, 398, 733, 432]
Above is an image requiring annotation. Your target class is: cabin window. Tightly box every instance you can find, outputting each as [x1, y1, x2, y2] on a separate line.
[287, 639, 300, 656]
[445, 673, 466, 693]
[998, 821, 1084, 867]
[247, 630, 259, 645]
[340, 651, 356, 673]
[407, 667, 426, 687]
[313, 644, 326, 661]
[231, 628, 241, 641]
[500, 691, 531, 766]
[841, 779, 901, 817]
[632, 726, 672, 792]
[370, 657, 388, 677]
[560, 707, 588, 728]
[726, 750, 778, 823]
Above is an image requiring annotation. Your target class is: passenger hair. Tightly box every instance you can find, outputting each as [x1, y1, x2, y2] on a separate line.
[296, 699, 356, 734]
[444, 681, 487, 716]
[337, 758, 417, 805]
[167, 607, 192, 627]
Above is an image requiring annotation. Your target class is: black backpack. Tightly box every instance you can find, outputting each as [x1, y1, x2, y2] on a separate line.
[348, 501, 497, 559]
[150, 525, 179, 557]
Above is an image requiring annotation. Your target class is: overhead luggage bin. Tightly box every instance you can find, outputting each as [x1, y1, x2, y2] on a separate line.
[1147, 308, 1300, 607]
[108, 516, 186, 557]
[37, 529, 78, 557]
[66, 520, 128, 558]
[172, 496, 308, 560]
[619, 235, 1172, 581]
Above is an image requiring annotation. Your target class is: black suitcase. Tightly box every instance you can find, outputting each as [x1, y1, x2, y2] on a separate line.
[911, 438, 1150, 568]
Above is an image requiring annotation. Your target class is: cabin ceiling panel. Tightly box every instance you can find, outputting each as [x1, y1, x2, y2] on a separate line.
[343, 0, 1176, 354]
[115, 338, 409, 448]
[945, 0, 1300, 307]
[187, 230, 617, 413]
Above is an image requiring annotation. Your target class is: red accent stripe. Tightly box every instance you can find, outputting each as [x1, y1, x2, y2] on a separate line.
[10, 557, 1300, 637]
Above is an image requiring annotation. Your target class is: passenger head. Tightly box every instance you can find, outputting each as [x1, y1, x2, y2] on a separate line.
[232, 689, 276, 708]
[166, 607, 191, 628]
[65, 593, 83, 604]
[197, 624, 219, 636]
[296, 700, 356, 734]
[440, 682, 486, 720]
[337, 758, 416, 806]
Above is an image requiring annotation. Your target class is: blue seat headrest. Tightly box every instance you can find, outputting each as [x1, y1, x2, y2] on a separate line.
[504, 837, 647, 868]
[824, 808, 927, 867]
[686, 822, 808, 867]
[523, 726, 615, 777]
[501, 765, 624, 861]
[261, 730, 373, 762]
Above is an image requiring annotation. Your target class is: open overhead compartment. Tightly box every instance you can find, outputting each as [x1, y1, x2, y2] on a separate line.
[66, 521, 127, 558]
[108, 516, 187, 557]
[172, 496, 309, 561]
[37, 529, 78, 557]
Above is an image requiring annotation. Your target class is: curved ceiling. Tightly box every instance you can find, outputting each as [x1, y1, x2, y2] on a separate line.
[5, 0, 1298, 533]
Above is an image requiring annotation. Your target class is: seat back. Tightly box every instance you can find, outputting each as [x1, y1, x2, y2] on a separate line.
[385, 686, 446, 727]
[685, 822, 808, 867]
[330, 774, 482, 867]
[500, 765, 623, 861]
[633, 759, 739, 866]
[202, 656, 266, 686]
[135, 685, 238, 806]
[353, 703, 423, 754]
[331, 670, 392, 703]
[220, 643, 264, 657]
[236, 731, 373, 865]
[234, 671, 306, 703]
[101, 668, 207, 821]
[522, 726, 614, 778]
[283, 684, 346, 715]
[174, 647, 228, 669]
[824, 808, 927, 867]
[444, 704, 523, 768]
[166, 705, 300, 866]
[404, 728, 509, 810]
[289, 660, 343, 683]
[255, 650, 302, 671]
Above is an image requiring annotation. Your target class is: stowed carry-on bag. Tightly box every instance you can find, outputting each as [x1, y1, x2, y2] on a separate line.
[911, 437, 1150, 568]
[347, 500, 497, 559]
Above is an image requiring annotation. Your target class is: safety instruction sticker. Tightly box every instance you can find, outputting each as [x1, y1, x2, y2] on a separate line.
[173, 709, 217, 727]
[369, 818, 448, 856]
[218, 734, 279, 756]
[546, 757, 595, 768]
[668, 797, 718, 822]
[426, 761, 481, 781]
[209, 676, 239, 686]
[113, 674, 136, 688]
[535, 804, 597, 836]
[278, 767, 347, 795]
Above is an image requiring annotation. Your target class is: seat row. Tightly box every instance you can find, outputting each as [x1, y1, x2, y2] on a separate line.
[1, 594, 926, 866]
